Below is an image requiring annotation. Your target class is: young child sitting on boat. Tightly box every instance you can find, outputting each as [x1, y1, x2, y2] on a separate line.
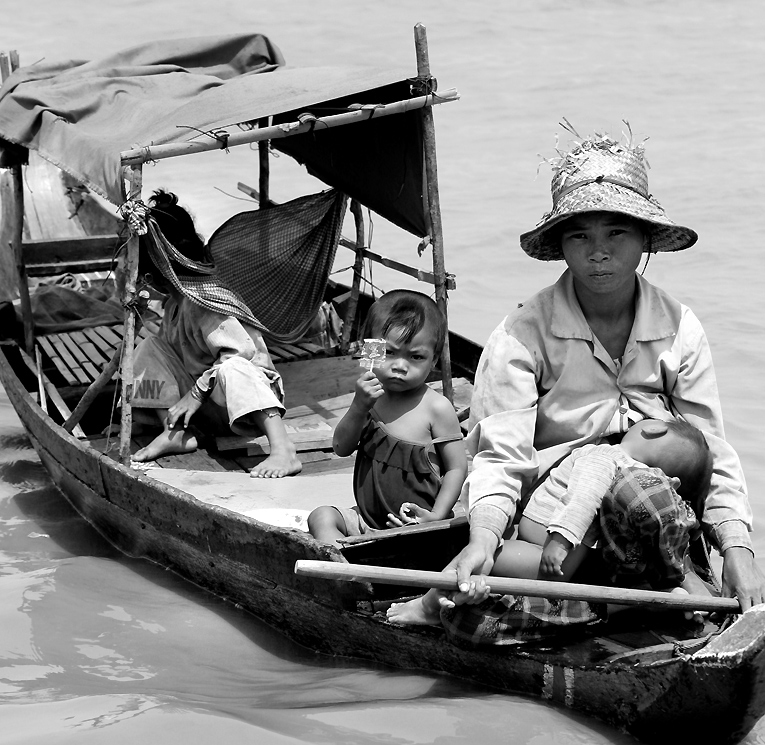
[127, 190, 301, 478]
[307, 290, 468, 544]
[388, 417, 713, 625]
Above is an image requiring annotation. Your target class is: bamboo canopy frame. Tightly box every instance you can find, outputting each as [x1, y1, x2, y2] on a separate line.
[0, 30, 457, 459]
[115, 25, 459, 460]
[119, 88, 459, 165]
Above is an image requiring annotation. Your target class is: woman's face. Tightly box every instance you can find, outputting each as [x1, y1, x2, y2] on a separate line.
[559, 212, 647, 297]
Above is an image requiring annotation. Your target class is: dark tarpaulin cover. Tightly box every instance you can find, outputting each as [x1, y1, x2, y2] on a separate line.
[0, 34, 429, 236]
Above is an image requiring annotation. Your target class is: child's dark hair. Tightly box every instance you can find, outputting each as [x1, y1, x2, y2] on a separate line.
[363, 289, 447, 358]
[664, 419, 713, 518]
[137, 190, 209, 280]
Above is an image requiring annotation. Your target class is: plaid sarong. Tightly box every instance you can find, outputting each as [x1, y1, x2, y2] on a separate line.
[441, 594, 606, 647]
[600, 466, 698, 590]
[208, 189, 348, 343]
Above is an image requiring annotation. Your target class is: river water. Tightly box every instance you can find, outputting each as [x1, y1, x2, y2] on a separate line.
[1, 1, 764, 742]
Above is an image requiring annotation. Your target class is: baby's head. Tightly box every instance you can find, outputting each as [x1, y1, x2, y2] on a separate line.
[622, 419, 713, 516]
[363, 289, 446, 359]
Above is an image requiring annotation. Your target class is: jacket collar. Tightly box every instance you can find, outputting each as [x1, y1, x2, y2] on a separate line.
[551, 270, 676, 342]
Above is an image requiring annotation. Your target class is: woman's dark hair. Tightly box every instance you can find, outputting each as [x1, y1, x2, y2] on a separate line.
[137, 190, 209, 281]
[363, 289, 447, 358]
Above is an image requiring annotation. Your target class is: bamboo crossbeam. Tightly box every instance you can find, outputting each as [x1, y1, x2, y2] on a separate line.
[345, 244, 456, 290]
[120, 89, 459, 165]
[294, 560, 742, 614]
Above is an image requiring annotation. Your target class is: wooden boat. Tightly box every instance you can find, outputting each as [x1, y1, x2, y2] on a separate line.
[1, 32, 764, 745]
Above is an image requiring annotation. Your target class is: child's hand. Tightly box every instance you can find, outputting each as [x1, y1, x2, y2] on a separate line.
[386, 502, 434, 528]
[354, 371, 384, 411]
[166, 389, 203, 430]
[539, 533, 572, 578]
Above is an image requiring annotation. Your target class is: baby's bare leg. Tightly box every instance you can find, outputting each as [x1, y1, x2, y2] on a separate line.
[492, 539, 544, 579]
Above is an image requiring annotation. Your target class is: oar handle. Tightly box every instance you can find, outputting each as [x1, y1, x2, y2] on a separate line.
[294, 560, 742, 614]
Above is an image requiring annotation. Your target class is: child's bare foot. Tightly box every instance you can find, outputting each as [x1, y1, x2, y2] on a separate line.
[386, 594, 442, 626]
[250, 452, 302, 478]
[133, 429, 198, 462]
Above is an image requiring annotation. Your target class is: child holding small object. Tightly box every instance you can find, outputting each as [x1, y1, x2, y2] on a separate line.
[387, 418, 713, 625]
[307, 290, 468, 544]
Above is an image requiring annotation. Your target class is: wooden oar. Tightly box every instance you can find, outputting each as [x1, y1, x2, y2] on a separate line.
[294, 560, 742, 614]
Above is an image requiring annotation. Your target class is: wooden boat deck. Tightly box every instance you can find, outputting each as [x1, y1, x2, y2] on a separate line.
[31, 328, 475, 529]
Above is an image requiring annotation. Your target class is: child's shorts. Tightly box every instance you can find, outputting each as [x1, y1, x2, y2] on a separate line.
[334, 505, 380, 537]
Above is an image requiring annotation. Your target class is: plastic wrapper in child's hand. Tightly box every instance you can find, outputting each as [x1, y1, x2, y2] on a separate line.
[360, 338, 386, 370]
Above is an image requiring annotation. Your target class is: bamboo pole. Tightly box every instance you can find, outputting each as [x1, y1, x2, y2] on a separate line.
[294, 560, 742, 614]
[17, 348, 86, 438]
[341, 199, 365, 354]
[414, 24, 453, 403]
[118, 165, 143, 465]
[120, 89, 459, 165]
[1, 51, 34, 356]
[258, 117, 270, 208]
[64, 290, 148, 434]
[10, 162, 34, 354]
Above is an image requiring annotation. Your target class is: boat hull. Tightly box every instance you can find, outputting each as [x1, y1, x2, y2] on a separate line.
[2, 344, 765, 744]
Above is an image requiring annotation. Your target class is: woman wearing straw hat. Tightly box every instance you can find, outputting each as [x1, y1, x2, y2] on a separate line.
[432, 130, 762, 620]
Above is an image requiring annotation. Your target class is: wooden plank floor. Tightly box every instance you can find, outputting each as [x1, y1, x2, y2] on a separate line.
[55, 324, 473, 495]
[35, 324, 332, 389]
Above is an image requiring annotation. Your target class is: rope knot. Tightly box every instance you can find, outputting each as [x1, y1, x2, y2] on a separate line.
[118, 199, 149, 235]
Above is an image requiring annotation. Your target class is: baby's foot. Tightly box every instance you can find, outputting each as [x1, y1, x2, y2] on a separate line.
[250, 452, 302, 478]
[386, 596, 441, 626]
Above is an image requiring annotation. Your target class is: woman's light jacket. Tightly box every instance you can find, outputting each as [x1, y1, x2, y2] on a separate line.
[463, 270, 752, 555]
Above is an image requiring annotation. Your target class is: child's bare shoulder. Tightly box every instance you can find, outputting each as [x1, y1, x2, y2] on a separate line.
[423, 386, 461, 424]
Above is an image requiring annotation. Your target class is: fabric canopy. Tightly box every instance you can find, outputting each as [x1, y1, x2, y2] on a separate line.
[0, 34, 430, 236]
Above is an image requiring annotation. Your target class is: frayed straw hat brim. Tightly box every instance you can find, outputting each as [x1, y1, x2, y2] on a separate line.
[520, 180, 698, 261]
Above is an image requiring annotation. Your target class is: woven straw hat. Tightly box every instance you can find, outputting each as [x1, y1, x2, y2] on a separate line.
[520, 134, 698, 261]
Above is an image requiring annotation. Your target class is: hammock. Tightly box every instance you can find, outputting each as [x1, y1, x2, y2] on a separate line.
[208, 189, 348, 344]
